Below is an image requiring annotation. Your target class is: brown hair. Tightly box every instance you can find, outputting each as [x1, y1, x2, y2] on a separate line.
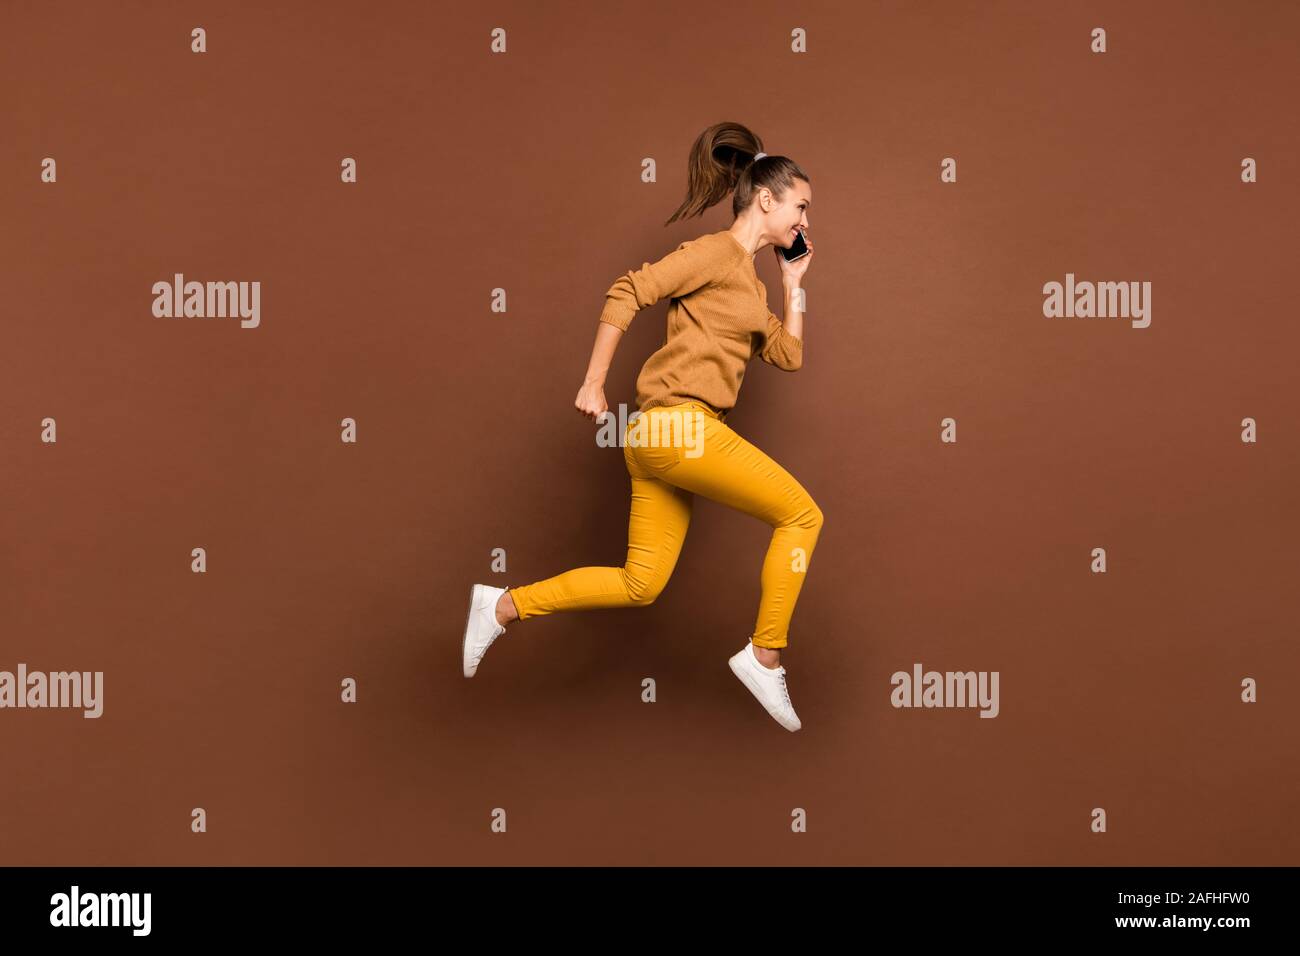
[664, 121, 810, 227]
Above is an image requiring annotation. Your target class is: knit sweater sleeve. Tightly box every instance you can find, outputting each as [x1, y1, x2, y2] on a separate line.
[757, 282, 803, 372]
[597, 235, 727, 332]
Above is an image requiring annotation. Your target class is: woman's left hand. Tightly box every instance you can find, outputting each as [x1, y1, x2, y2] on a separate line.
[776, 229, 814, 283]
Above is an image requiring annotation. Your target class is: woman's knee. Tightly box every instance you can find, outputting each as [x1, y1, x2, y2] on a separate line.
[791, 497, 824, 533]
[624, 568, 671, 606]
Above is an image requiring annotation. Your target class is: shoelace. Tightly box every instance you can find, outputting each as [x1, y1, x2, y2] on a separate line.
[776, 670, 791, 708]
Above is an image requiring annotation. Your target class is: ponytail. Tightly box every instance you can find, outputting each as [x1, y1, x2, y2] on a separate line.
[664, 121, 810, 226]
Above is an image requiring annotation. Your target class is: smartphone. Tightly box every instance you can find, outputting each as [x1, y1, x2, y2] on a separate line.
[779, 227, 809, 262]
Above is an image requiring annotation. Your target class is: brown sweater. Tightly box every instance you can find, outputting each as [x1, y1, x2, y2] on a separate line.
[597, 229, 803, 415]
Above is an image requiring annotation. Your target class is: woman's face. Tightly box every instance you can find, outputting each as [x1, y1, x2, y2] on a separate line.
[764, 180, 812, 248]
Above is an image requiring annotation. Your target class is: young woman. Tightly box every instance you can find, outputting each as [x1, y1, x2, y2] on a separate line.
[462, 121, 822, 732]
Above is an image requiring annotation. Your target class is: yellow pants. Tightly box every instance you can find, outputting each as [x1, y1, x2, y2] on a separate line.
[508, 401, 824, 649]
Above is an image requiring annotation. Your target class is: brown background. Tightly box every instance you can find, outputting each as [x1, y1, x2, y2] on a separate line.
[1, 0, 1296, 865]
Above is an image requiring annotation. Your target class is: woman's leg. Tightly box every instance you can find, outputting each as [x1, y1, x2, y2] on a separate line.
[505, 473, 693, 621]
[641, 409, 824, 651]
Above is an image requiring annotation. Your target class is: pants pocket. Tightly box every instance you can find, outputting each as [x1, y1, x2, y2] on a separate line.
[625, 411, 689, 475]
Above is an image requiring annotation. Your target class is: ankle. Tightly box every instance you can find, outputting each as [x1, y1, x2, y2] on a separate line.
[495, 591, 518, 626]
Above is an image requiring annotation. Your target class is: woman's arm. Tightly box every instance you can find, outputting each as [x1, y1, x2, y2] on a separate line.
[759, 233, 815, 371]
[597, 234, 732, 332]
[577, 233, 733, 422]
[758, 276, 804, 371]
[778, 275, 805, 340]
[574, 322, 623, 422]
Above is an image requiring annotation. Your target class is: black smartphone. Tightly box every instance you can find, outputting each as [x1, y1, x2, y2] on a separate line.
[779, 227, 809, 262]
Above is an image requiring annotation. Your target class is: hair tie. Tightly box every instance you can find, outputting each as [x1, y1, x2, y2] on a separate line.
[753, 152, 767, 162]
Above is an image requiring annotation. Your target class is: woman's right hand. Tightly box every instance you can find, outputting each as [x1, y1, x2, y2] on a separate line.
[575, 380, 610, 423]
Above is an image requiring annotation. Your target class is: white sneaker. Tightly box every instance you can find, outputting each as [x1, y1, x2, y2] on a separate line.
[728, 642, 802, 732]
[463, 583, 509, 677]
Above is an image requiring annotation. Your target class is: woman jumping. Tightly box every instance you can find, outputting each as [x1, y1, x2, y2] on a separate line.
[461, 121, 823, 732]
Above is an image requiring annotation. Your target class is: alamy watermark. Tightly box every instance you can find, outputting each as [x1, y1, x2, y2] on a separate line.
[1043, 273, 1151, 328]
[891, 662, 999, 718]
[50, 885, 150, 936]
[594, 403, 707, 458]
[152, 274, 260, 328]
[0, 664, 103, 718]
